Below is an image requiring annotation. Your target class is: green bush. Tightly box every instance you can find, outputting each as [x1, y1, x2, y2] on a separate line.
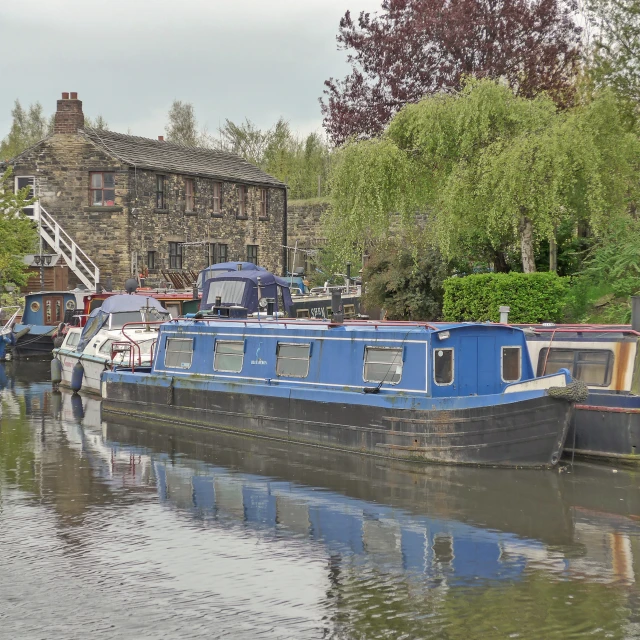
[442, 272, 569, 323]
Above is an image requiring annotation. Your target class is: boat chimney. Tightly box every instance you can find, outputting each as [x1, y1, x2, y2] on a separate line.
[499, 305, 510, 324]
[346, 262, 351, 292]
[237, 263, 243, 271]
[632, 296, 640, 331]
[215, 296, 222, 307]
[192, 282, 198, 300]
[331, 290, 344, 324]
[267, 298, 275, 316]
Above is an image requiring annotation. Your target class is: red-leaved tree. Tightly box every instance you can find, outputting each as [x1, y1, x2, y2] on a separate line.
[321, 0, 582, 144]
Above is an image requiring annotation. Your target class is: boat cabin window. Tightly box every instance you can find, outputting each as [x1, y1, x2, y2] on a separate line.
[164, 338, 194, 369]
[63, 332, 81, 349]
[214, 340, 244, 372]
[537, 348, 613, 386]
[99, 339, 115, 355]
[109, 309, 169, 329]
[434, 348, 454, 385]
[206, 281, 245, 306]
[364, 347, 403, 385]
[501, 346, 521, 382]
[276, 343, 311, 378]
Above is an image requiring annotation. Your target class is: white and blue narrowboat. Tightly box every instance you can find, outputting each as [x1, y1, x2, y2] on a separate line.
[101, 314, 585, 468]
[524, 323, 640, 464]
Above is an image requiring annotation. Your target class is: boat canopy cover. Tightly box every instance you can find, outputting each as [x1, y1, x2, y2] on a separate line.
[77, 294, 168, 352]
[201, 269, 293, 314]
[197, 262, 267, 289]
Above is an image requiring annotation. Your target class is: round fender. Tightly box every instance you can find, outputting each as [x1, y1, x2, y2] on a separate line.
[70, 361, 84, 393]
[51, 357, 62, 385]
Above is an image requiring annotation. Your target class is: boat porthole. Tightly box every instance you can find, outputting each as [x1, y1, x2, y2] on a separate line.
[66, 300, 75, 310]
[551, 453, 559, 464]
[438, 350, 443, 357]
[30, 301, 40, 312]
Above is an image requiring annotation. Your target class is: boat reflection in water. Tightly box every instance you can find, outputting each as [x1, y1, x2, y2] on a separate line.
[2, 366, 639, 639]
[57, 391, 639, 588]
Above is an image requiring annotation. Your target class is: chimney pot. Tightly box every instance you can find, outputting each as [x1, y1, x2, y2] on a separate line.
[158, 136, 164, 141]
[70, 92, 78, 100]
[62, 92, 69, 100]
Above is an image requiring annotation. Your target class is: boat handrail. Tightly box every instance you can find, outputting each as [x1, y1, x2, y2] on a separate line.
[117, 321, 165, 370]
[524, 326, 640, 337]
[0, 307, 21, 334]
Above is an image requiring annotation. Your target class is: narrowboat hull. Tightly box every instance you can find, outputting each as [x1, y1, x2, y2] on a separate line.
[565, 393, 640, 464]
[11, 325, 58, 359]
[102, 374, 572, 468]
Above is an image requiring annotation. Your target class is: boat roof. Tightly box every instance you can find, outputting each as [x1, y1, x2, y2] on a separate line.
[204, 261, 266, 272]
[206, 269, 291, 287]
[91, 294, 168, 315]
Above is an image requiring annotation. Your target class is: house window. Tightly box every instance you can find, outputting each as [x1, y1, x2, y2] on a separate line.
[537, 348, 613, 387]
[185, 178, 194, 212]
[214, 340, 244, 372]
[168, 242, 183, 269]
[259, 188, 268, 219]
[15, 176, 35, 217]
[247, 245, 258, 264]
[212, 182, 221, 214]
[502, 346, 521, 382]
[434, 348, 454, 385]
[156, 175, 165, 209]
[237, 185, 248, 218]
[363, 347, 403, 385]
[90, 172, 115, 206]
[218, 243, 228, 263]
[147, 251, 156, 270]
[276, 343, 311, 378]
[164, 337, 193, 369]
[206, 243, 229, 265]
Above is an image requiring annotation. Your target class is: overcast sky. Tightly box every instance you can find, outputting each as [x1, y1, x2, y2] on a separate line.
[0, 0, 381, 141]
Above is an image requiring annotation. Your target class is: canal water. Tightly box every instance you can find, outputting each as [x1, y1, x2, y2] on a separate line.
[1, 362, 639, 639]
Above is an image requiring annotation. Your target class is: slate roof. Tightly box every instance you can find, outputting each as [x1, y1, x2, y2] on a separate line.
[81, 128, 285, 188]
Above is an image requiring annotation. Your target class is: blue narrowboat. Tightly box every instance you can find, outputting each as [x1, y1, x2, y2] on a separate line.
[11, 291, 84, 358]
[101, 315, 584, 468]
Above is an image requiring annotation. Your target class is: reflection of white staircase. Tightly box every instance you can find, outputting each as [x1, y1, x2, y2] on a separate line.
[33, 203, 100, 290]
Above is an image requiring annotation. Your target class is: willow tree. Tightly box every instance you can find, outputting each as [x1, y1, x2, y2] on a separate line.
[328, 80, 640, 272]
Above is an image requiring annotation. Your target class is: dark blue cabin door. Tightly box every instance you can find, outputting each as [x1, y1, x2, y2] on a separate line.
[460, 337, 478, 396]
[460, 336, 497, 396]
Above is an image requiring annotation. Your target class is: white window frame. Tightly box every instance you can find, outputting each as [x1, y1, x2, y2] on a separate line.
[15, 175, 35, 217]
[363, 346, 404, 385]
[164, 337, 194, 369]
[276, 342, 311, 378]
[501, 346, 522, 383]
[433, 348, 455, 386]
[213, 339, 245, 373]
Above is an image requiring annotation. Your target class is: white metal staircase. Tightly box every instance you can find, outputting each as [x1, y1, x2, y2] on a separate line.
[33, 203, 100, 291]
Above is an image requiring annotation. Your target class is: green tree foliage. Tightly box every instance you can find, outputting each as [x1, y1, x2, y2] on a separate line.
[328, 80, 640, 273]
[84, 114, 109, 130]
[218, 117, 332, 199]
[363, 242, 448, 320]
[165, 100, 201, 146]
[586, 0, 640, 107]
[0, 167, 38, 287]
[442, 272, 569, 323]
[0, 100, 50, 160]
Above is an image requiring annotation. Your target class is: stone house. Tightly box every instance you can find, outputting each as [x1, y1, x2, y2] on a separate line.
[2, 92, 287, 289]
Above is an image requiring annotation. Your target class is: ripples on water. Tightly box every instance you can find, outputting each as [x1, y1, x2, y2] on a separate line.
[0, 361, 639, 639]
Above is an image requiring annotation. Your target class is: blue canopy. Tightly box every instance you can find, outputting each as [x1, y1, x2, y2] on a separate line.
[201, 270, 293, 315]
[197, 262, 267, 289]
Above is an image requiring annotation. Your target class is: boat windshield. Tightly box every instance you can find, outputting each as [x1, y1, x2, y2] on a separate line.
[109, 309, 169, 329]
[206, 280, 246, 306]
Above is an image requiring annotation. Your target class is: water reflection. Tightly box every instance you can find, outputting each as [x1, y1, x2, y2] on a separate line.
[1, 361, 639, 639]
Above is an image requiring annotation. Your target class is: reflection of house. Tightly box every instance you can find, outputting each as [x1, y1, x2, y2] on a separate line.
[2, 92, 287, 290]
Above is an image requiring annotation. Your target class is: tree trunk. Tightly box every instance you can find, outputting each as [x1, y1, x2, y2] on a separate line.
[549, 235, 557, 273]
[519, 215, 536, 273]
[492, 250, 509, 273]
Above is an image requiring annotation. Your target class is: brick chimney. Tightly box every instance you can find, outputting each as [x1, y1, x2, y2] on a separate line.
[53, 92, 84, 134]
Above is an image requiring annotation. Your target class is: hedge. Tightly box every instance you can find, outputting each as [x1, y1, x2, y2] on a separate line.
[442, 272, 568, 323]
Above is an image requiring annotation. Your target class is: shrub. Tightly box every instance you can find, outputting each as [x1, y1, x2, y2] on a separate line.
[442, 272, 568, 323]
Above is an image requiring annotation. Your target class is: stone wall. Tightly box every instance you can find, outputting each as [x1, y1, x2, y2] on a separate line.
[10, 133, 131, 287]
[286, 198, 329, 272]
[130, 170, 286, 277]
